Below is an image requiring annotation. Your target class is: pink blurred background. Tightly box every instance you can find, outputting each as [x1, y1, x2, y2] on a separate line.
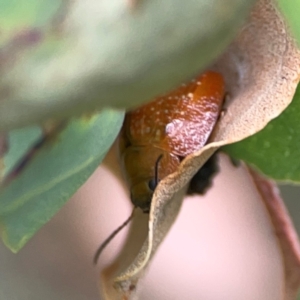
[1, 154, 293, 300]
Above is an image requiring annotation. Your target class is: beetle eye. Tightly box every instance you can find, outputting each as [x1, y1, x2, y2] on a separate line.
[148, 178, 157, 191]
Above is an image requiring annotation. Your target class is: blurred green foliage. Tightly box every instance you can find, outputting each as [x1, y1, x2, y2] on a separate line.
[0, 110, 124, 252]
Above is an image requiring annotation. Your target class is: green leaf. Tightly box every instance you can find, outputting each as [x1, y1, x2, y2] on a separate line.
[277, 0, 300, 44]
[0, 109, 124, 252]
[223, 84, 300, 182]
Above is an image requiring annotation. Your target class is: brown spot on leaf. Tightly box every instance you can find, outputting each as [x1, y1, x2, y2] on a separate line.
[2, 121, 66, 186]
[0, 134, 8, 181]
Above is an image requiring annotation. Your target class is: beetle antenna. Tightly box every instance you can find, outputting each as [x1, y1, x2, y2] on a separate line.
[93, 209, 135, 265]
[154, 154, 163, 187]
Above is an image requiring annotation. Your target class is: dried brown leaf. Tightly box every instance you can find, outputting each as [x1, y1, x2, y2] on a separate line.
[101, 0, 300, 298]
[101, 186, 187, 300]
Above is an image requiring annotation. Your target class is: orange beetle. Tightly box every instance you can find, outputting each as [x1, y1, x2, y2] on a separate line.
[120, 71, 225, 213]
[93, 71, 225, 264]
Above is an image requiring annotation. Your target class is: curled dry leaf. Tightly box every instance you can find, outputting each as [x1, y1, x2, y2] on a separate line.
[248, 167, 300, 300]
[101, 0, 300, 298]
